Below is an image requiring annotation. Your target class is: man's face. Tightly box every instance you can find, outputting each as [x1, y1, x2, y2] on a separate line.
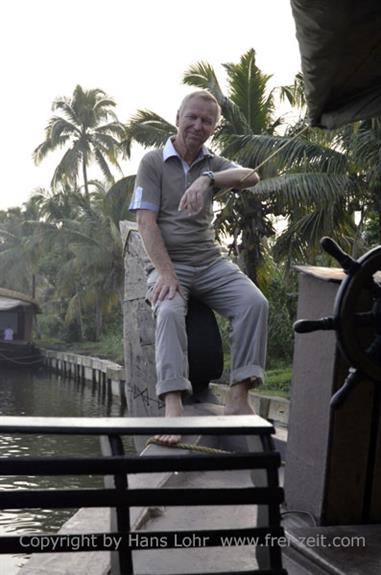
[176, 96, 218, 150]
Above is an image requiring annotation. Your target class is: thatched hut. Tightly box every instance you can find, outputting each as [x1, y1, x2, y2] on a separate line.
[0, 288, 40, 343]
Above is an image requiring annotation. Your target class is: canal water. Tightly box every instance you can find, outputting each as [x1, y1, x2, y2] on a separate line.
[0, 366, 131, 574]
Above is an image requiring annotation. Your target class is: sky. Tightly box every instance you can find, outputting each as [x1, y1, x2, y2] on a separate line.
[0, 0, 301, 211]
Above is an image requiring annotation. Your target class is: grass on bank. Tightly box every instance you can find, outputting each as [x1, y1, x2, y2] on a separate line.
[38, 334, 292, 398]
[261, 365, 292, 398]
[37, 332, 125, 365]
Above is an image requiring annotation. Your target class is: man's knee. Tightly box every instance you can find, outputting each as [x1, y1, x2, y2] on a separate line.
[243, 287, 268, 317]
[257, 292, 269, 315]
[155, 295, 186, 323]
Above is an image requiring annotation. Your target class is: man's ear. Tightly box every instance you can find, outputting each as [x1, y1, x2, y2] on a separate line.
[175, 110, 180, 126]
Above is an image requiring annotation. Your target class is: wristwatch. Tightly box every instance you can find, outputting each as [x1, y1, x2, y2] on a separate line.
[201, 170, 216, 186]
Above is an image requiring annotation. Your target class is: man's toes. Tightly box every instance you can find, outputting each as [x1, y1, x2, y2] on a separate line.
[153, 434, 181, 445]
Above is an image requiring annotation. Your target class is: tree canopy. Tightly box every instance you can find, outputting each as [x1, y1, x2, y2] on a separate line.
[33, 85, 126, 196]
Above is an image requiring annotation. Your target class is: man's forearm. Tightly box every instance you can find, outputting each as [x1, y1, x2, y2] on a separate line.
[138, 219, 175, 276]
[178, 167, 260, 215]
[212, 167, 260, 189]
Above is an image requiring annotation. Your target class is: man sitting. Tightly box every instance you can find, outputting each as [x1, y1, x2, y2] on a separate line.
[129, 90, 268, 444]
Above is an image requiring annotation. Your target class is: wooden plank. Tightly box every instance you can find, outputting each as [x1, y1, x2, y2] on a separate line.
[0, 487, 284, 508]
[0, 452, 281, 475]
[369, 390, 381, 521]
[293, 265, 345, 283]
[0, 414, 274, 435]
[323, 373, 375, 523]
[0, 526, 285, 552]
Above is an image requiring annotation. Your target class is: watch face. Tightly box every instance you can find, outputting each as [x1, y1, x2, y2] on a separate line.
[203, 171, 215, 183]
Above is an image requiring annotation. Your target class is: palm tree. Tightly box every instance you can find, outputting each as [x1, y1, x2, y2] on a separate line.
[33, 85, 126, 197]
[335, 117, 381, 252]
[252, 116, 378, 264]
[123, 50, 318, 281]
[123, 49, 367, 280]
[49, 183, 129, 340]
[28, 185, 81, 223]
[182, 51, 360, 274]
[25, 175, 136, 342]
[0, 208, 40, 296]
[186, 51, 285, 282]
[122, 50, 276, 281]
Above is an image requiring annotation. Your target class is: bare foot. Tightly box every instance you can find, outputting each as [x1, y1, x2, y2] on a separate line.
[224, 379, 256, 415]
[154, 391, 183, 445]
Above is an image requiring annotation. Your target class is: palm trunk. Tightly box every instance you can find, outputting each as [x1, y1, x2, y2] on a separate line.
[372, 188, 381, 245]
[240, 196, 270, 285]
[242, 228, 259, 284]
[82, 156, 89, 198]
[76, 290, 84, 340]
[32, 273, 36, 299]
[95, 294, 102, 341]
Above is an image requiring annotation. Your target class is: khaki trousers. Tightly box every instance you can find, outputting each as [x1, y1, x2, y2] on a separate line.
[147, 258, 268, 399]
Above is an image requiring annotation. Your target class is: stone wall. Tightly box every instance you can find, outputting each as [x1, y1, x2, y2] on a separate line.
[120, 221, 162, 421]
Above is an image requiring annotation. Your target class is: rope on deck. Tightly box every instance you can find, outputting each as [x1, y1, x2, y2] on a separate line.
[0, 351, 43, 365]
[146, 437, 233, 454]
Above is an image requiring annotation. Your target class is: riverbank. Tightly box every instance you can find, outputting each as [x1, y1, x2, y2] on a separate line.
[9, 351, 288, 574]
[15, 400, 287, 575]
[41, 348, 290, 429]
[39, 339, 291, 397]
[37, 335, 125, 366]
[0, 367, 127, 575]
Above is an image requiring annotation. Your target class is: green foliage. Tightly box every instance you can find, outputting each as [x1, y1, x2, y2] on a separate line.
[62, 318, 82, 343]
[123, 110, 176, 150]
[2, 179, 127, 345]
[76, 330, 124, 364]
[127, 49, 375, 282]
[215, 261, 295, 372]
[40, 328, 124, 365]
[33, 85, 126, 195]
[0, 208, 40, 295]
[262, 264, 297, 368]
[361, 209, 381, 248]
[36, 314, 66, 339]
[262, 364, 292, 397]
[3, 67, 380, 377]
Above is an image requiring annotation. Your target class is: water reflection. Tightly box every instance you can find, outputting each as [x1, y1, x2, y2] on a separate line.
[0, 366, 131, 573]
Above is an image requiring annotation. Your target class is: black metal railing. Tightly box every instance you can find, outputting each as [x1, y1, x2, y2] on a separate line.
[0, 415, 287, 575]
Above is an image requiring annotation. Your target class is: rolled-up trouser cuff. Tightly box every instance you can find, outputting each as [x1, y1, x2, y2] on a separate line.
[156, 377, 193, 400]
[230, 365, 264, 388]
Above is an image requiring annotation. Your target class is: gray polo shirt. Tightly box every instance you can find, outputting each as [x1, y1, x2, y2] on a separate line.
[129, 138, 237, 267]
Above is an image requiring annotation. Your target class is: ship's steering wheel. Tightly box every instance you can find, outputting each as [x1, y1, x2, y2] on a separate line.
[294, 237, 381, 408]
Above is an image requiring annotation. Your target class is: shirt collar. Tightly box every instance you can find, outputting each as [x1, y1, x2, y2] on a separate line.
[162, 137, 214, 163]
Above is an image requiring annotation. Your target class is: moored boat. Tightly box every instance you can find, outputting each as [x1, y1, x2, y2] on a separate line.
[0, 288, 42, 366]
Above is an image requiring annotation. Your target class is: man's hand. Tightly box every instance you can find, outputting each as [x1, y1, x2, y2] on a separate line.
[151, 271, 182, 305]
[178, 176, 210, 215]
[137, 210, 183, 305]
[179, 168, 260, 216]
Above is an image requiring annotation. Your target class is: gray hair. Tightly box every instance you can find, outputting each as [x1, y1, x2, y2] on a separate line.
[178, 90, 221, 124]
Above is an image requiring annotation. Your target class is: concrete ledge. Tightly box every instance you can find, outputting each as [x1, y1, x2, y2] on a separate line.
[210, 382, 289, 425]
[16, 407, 212, 575]
[41, 353, 291, 431]
[16, 508, 111, 575]
[41, 349, 126, 401]
[210, 382, 288, 460]
[282, 522, 381, 575]
[128, 432, 205, 531]
[16, 374, 289, 574]
[42, 349, 123, 375]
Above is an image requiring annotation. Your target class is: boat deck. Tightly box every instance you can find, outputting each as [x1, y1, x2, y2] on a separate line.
[0, 341, 42, 366]
[13, 399, 381, 575]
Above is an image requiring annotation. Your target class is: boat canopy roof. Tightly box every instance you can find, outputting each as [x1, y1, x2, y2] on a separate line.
[291, 0, 381, 128]
[0, 288, 41, 313]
